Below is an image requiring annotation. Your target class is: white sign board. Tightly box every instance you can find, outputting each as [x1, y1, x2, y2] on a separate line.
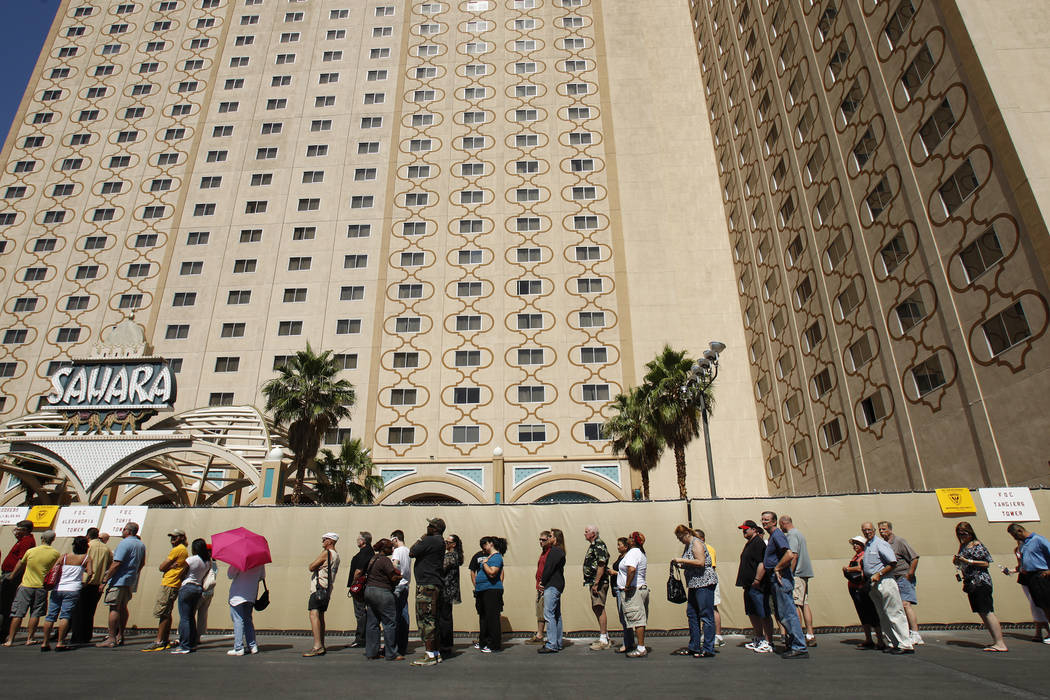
[0, 506, 29, 526]
[99, 505, 149, 537]
[54, 506, 103, 538]
[979, 487, 1040, 522]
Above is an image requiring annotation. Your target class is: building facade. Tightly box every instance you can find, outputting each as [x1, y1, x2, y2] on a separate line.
[0, 0, 765, 505]
[691, 0, 1050, 494]
[1, 0, 1045, 506]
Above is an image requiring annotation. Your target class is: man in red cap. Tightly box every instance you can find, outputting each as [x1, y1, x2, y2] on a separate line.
[736, 520, 773, 653]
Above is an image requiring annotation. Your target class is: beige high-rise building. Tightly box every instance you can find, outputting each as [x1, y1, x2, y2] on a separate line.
[0, 0, 1046, 507]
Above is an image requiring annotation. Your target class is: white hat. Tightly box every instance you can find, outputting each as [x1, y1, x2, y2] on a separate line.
[322, 532, 339, 542]
[849, 535, 866, 545]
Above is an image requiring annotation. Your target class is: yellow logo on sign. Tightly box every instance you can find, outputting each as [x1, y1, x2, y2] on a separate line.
[27, 505, 59, 528]
[936, 488, 977, 515]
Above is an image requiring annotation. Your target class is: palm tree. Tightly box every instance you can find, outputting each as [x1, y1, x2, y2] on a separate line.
[314, 438, 384, 504]
[604, 386, 664, 499]
[261, 344, 356, 503]
[643, 345, 714, 500]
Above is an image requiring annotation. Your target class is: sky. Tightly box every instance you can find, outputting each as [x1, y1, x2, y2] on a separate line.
[0, 0, 62, 144]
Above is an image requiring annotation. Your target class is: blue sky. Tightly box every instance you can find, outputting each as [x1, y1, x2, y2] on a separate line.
[0, 0, 61, 144]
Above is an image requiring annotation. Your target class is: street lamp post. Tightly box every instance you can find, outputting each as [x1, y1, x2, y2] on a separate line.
[689, 341, 726, 499]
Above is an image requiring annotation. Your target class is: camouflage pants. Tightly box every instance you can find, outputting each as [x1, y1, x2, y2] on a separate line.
[415, 584, 442, 647]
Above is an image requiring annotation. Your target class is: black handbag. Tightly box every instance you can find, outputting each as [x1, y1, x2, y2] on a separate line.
[312, 551, 332, 603]
[254, 580, 270, 611]
[667, 562, 687, 604]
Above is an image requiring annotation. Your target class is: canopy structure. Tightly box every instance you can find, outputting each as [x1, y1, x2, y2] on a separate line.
[0, 405, 288, 507]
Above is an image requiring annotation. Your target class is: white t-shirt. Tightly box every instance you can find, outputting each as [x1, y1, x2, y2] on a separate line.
[182, 555, 211, 588]
[617, 548, 647, 589]
[228, 564, 265, 606]
[392, 545, 411, 588]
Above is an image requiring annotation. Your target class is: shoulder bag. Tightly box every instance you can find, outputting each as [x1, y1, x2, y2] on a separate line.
[202, 561, 217, 593]
[349, 555, 377, 602]
[254, 580, 270, 611]
[44, 554, 66, 591]
[667, 561, 687, 604]
[313, 551, 332, 604]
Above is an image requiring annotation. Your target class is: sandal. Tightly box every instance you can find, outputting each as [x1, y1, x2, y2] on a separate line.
[855, 641, 876, 649]
[671, 647, 693, 656]
[302, 647, 326, 657]
[95, 640, 117, 648]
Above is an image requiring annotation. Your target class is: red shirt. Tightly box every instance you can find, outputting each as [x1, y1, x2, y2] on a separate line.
[536, 548, 550, 591]
[2, 534, 35, 573]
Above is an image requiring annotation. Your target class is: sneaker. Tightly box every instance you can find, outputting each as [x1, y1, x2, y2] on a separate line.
[141, 642, 168, 653]
[472, 641, 481, 650]
[1042, 637, 1050, 645]
[589, 639, 611, 651]
[480, 646, 493, 653]
[753, 641, 774, 654]
[249, 644, 259, 655]
[744, 640, 760, 650]
[714, 635, 726, 647]
[910, 632, 924, 646]
[625, 648, 648, 658]
[227, 649, 244, 656]
[348, 641, 365, 649]
[806, 636, 818, 648]
[537, 646, 559, 654]
[170, 648, 192, 655]
[781, 649, 809, 659]
[411, 655, 440, 667]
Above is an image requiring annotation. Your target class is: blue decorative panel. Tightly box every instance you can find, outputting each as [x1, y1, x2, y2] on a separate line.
[582, 464, 621, 486]
[447, 467, 484, 488]
[513, 465, 550, 487]
[380, 468, 416, 485]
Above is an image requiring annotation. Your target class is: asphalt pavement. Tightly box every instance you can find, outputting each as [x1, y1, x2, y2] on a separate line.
[0, 629, 1048, 698]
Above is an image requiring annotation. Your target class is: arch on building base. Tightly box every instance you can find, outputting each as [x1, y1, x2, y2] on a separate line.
[510, 474, 623, 504]
[376, 476, 484, 505]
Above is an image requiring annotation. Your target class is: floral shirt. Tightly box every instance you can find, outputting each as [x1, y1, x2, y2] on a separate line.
[442, 549, 462, 604]
[583, 538, 610, 585]
[958, 541, 993, 589]
[683, 540, 718, 589]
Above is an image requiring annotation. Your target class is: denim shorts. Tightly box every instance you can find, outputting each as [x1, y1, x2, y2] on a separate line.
[743, 586, 770, 618]
[45, 589, 80, 622]
[895, 576, 918, 604]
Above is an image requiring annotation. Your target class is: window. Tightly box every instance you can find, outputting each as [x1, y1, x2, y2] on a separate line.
[455, 315, 481, 331]
[518, 386, 544, 403]
[516, 349, 543, 366]
[193, 203, 215, 216]
[288, 257, 311, 271]
[12, 297, 37, 313]
[885, 1, 916, 48]
[983, 302, 1032, 356]
[821, 418, 844, 447]
[879, 234, 908, 273]
[840, 81, 863, 124]
[865, 178, 892, 220]
[172, 292, 196, 308]
[455, 350, 482, 367]
[860, 391, 888, 426]
[126, 263, 151, 278]
[803, 321, 824, 351]
[582, 384, 610, 402]
[812, 368, 834, 398]
[581, 347, 607, 364]
[852, 128, 877, 168]
[919, 99, 956, 154]
[134, 234, 157, 248]
[209, 393, 234, 407]
[42, 210, 66, 224]
[165, 324, 190, 340]
[518, 424, 546, 443]
[848, 335, 873, 369]
[579, 311, 605, 328]
[836, 281, 861, 318]
[794, 276, 814, 308]
[228, 290, 251, 305]
[901, 44, 935, 98]
[277, 321, 303, 337]
[388, 427, 415, 445]
[56, 328, 81, 344]
[336, 319, 361, 335]
[959, 226, 1004, 282]
[895, 292, 927, 331]
[266, 98, 287, 110]
[938, 160, 979, 215]
[180, 261, 203, 275]
[83, 235, 106, 250]
[65, 296, 89, 311]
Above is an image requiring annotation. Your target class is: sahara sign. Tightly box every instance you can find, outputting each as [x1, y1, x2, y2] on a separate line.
[46, 359, 176, 411]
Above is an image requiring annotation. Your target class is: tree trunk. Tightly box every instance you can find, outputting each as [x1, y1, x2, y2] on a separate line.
[641, 468, 650, 500]
[291, 458, 305, 504]
[674, 442, 688, 500]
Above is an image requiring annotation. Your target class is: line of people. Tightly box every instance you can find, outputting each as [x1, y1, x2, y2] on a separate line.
[4, 514, 1050, 661]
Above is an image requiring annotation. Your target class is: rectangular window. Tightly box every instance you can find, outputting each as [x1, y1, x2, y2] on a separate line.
[518, 424, 546, 443]
[393, 352, 419, 368]
[983, 302, 1032, 356]
[288, 257, 311, 271]
[336, 319, 361, 335]
[388, 427, 415, 445]
[340, 286, 364, 301]
[959, 226, 1004, 282]
[865, 178, 893, 220]
[172, 292, 196, 307]
[885, 1, 916, 48]
[860, 392, 888, 426]
[228, 290, 251, 305]
[277, 321, 303, 336]
[938, 159, 979, 215]
[455, 350, 481, 367]
[912, 355, 946, 396]
[901, 44, 935, 98]
[918, 98, 956, 154]
[848, 336, 873, 369]
[209, 393, 234, 407]
[165, 325, 189, 340]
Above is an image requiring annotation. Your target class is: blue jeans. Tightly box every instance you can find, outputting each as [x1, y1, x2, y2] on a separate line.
[543, 586, 562, 651]
[393, 585, 409, 655]
[230, 601, 255, 651]
[44, 589, 80, 622]
[771, 576, 806, 651]
[613, 589, 635, 650]
[686, 586, 716, 653]
[176, 584, 202, 651]
[364, 586, 398, 659]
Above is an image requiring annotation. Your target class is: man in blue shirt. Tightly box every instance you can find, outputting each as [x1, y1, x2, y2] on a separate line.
[1008, 523, 1050, 621]
[860, 521, 914, 654]
[753, 511, 808, 658]
[96, 522, 147, 648]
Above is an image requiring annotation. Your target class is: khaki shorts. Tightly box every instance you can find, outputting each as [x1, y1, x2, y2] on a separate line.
[104, 585, 132, 607]
[153, 585, 179, 619]
[793, 576, 809, 606]
[620, 586, 649, 627]
[535, 590, 545, 622]
[713, 579, 721, 607]
[589, 577, 610, 608]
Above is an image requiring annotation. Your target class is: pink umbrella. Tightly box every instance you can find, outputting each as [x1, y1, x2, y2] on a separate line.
[211, 527, 272, 572]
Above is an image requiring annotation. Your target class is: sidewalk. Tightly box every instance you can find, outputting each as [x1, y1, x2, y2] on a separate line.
[0, 630, 1046, 698]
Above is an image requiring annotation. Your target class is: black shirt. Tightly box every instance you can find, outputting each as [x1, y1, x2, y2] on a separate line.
[410, 534, 445, 586]
[541, 546, 566, 592]
[347, 545, 373, 587]
[736, 535, 766, 588]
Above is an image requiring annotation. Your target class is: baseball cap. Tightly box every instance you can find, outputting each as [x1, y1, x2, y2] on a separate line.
[322, 532, 339, 542]
[168, 528, 186, 537]
[737, 520, 760, 531]
[849, 535, 867, 546]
